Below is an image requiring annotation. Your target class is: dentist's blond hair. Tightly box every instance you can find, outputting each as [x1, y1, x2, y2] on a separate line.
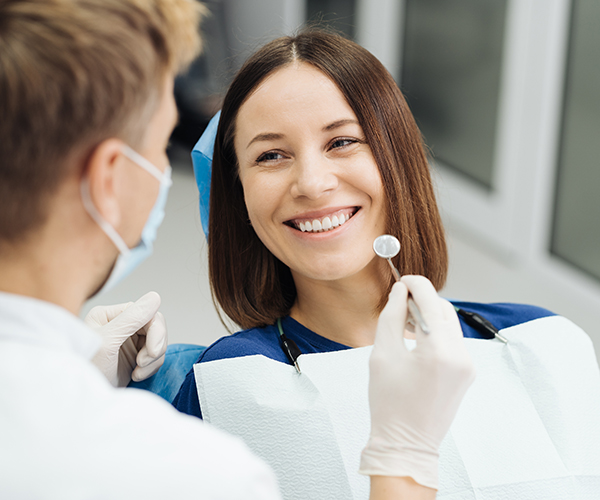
[0, 0, 206, 241]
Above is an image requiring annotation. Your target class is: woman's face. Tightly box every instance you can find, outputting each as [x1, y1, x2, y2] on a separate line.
[234, 62, 387, 283]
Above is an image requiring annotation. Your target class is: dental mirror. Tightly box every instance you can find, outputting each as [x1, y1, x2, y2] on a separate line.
[373, 235, 402, 280]
[373, 235, 430, 334]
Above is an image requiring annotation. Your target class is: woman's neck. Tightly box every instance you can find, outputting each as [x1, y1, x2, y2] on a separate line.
[289, 262, 388, 348]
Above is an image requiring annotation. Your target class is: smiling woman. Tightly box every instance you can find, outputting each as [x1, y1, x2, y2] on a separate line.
[235, 62, 388, 309]
[207, 31, 447, 333]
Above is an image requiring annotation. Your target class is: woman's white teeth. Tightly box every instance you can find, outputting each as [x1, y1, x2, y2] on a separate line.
[298, 213, 350, 232]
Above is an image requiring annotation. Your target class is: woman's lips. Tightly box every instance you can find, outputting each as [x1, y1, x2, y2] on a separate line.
[285, 207, 359, 233]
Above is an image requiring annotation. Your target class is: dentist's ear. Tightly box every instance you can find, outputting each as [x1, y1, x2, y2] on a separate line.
[84, 138, 126, 228]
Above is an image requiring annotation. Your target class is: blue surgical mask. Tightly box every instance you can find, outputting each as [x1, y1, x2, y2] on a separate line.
[81, 145, 173, 295]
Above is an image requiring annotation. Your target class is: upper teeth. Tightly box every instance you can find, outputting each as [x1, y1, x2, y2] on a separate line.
[298, 213, 351, 233]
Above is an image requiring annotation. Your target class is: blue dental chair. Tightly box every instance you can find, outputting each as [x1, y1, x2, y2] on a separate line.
[128, 344, 206, 403]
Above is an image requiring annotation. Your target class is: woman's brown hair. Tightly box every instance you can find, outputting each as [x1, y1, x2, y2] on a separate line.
[209, 30, 447, 330]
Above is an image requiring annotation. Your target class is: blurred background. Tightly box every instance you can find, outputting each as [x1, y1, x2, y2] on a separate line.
[84, 0, 600, 360]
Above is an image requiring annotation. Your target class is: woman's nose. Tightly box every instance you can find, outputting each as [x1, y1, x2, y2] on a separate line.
[289, 153, 339, 200]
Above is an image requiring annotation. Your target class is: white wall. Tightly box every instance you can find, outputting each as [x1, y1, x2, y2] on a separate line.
[224, 0, 305, 70]
[443, 221, 600, 362]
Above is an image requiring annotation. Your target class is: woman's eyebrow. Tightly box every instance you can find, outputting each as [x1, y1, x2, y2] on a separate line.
[323, 119, 359, 131]
[245, 119, 359, 149]
[247, 132, 284, 149]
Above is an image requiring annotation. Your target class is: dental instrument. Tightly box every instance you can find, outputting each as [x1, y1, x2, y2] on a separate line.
[455, 307, 508, 344]
[277, 318, 302, 374]
[373, 235, 431, 334]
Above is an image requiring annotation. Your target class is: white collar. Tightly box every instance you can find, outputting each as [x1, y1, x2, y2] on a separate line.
[0, 291, 101, 359]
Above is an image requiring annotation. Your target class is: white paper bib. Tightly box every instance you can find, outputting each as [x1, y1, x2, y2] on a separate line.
[195, 316, 600, 499]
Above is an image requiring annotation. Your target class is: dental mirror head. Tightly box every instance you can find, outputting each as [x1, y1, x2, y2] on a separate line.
[373, 234, 401, 259]
[373, 235, 402, 282]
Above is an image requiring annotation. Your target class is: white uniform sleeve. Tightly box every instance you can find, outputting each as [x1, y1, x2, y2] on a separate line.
[2, 349, 283, 500]
[103, 389, 283, 500]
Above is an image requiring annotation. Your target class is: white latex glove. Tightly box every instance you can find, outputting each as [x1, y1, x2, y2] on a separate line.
[86, 291, 168, 388]
[360, 276, 475, 490]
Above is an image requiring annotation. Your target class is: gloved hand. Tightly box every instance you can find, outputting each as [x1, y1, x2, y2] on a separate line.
[86, 291, 168, 388]
[360, 276, 475, 490]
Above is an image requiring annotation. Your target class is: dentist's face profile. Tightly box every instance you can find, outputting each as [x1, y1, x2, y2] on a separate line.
[234, 62, 387, 285]
[119, 76, 178, 245]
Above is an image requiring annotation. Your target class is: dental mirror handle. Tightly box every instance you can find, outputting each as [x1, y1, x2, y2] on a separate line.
[385, 259, 430, 334]
[386, 258, 402, 281]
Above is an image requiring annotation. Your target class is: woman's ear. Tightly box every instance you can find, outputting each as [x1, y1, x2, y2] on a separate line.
[84, 138, 125, 227]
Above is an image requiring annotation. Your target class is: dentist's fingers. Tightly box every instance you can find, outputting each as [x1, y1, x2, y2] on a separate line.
[400, 276, 442, 320]
[108, 292, 161, 336]
[131, 354, 166, 382]
[401, 275, 454, 343]
[373, 281, 410, 354]
[85, 302, 132, 328]
[135, 312, 168, 368]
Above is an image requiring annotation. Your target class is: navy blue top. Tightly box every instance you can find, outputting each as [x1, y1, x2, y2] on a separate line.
[172, 301, 555, 418]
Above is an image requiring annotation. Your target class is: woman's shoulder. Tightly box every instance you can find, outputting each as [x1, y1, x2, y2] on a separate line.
[198, 323, 290, 365]
[198, 316, 350, 365]
[450, 300, 555, 339]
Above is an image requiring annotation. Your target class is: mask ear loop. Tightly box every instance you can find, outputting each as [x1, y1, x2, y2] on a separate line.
[80, 176, 131, 256]
[81, 145, 171, 256]
[121, 145, 172, 186]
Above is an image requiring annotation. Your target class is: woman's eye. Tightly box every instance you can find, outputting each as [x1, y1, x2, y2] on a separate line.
[330, 138, 358, 150]
[256, 151, 284, 163]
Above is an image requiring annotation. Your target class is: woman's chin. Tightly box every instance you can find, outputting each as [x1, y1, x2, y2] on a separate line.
[290, 263, 375, 285]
